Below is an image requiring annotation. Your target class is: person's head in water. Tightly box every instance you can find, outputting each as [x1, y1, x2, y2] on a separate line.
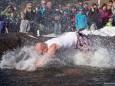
[35, 43, 48, 55]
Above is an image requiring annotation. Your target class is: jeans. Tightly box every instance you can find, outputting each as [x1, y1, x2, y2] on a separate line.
[54, 23, 61, 35]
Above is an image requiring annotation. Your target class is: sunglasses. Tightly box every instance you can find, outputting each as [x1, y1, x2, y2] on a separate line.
[27, 7, 32, 9]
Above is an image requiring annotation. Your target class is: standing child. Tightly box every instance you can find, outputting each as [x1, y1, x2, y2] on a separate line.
[75, 7, 88, 31]
[106, 18, 113, 27]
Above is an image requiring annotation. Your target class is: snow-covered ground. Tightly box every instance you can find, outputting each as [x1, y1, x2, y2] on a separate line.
[42, 26, 115, 37]
[82, 26, 115, 36]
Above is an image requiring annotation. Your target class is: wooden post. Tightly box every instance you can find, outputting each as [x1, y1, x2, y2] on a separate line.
[98, 0, 101, 7]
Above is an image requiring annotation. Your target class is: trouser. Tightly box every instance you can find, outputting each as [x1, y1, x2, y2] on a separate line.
[112, 16, 115, 26]
[54, 23, 61, 35]
[90, 22, 97, 30]
[97, 22, 106, 29]
[20, 20, 30, 33]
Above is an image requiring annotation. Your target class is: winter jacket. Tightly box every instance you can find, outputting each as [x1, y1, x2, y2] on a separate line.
[39, 6, 45, 15]
[98, 9, 108, 23]
[76, 13, 88, 30]
[53, 10, 63, 24]
[88, 8, 99, 23]
[43, 7, 54, 25]
[111, 7, 115, 15]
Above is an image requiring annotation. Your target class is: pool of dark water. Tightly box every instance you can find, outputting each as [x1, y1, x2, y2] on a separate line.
[0, 34, 115, 86]
[0, 66, 115, 86]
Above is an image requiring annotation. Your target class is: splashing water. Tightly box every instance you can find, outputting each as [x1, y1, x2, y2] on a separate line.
[0, 44, 115, 71]
[73, 47, 115, 68]
[0, 46, 40, 71]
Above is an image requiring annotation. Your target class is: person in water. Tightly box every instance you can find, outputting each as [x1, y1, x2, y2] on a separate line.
[35, 32, 92, 68]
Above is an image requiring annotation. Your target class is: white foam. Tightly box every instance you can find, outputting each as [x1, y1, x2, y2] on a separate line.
[73, 47, 115, 68]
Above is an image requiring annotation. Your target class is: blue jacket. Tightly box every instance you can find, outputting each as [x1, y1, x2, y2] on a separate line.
[76, 13, 88, 30]
[39, 6, 44, 15]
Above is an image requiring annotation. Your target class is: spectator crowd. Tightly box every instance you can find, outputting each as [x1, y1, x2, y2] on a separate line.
[0, 0, 115, 36]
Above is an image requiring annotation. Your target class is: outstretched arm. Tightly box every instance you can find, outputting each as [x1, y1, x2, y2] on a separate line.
[36, 44, 59, 69]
